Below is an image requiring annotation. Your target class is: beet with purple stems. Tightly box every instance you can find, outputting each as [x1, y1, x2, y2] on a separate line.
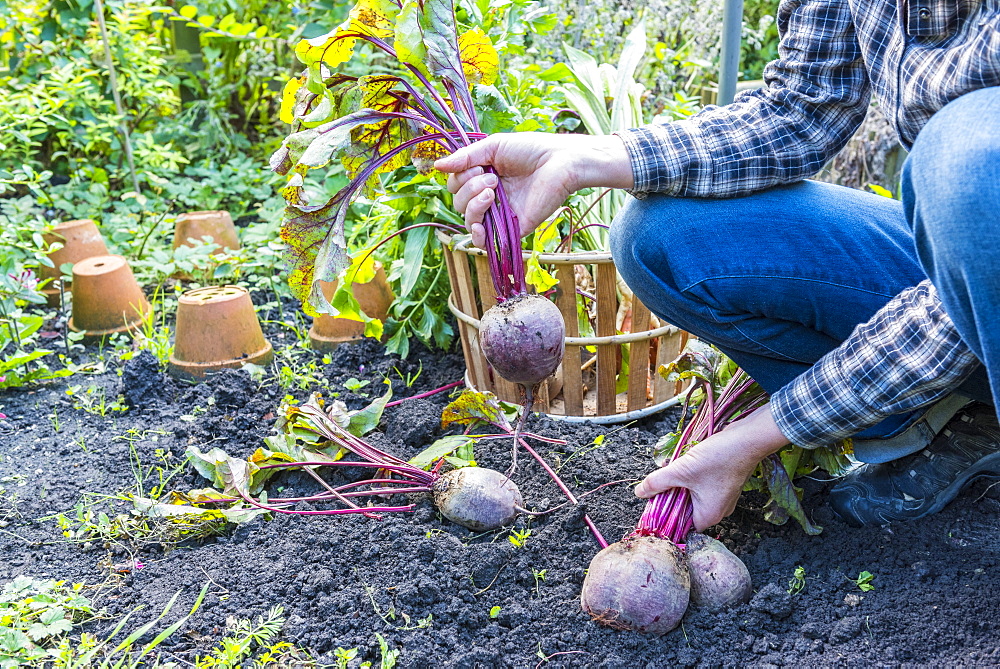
[207, 397, 526, 532]
[580, 536, 690, 634]
[581, 364, 761, 633]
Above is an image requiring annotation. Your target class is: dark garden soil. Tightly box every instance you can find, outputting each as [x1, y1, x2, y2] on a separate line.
[3, 323, 1000, 667]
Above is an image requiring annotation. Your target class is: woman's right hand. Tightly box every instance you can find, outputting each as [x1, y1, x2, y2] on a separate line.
[434, 132, 634, 247]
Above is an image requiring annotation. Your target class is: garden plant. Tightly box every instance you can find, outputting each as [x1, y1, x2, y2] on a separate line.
[2, 0, 999, 666]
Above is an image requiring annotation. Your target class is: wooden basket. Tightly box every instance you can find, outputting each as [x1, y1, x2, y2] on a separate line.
[438, 232, 691, 423]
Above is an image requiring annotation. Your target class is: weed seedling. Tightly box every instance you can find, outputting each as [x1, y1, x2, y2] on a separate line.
[508, 528, 531, 549]
[851, 570, 876, 592]
[532, 568, 547, 596]
[344, 377, 371, 392]
[787, 566, 807, 595]
[489, 605, 501, 619]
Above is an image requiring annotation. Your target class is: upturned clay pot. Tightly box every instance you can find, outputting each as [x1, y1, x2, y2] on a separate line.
[172, 210, 240, 251]
[168, 285, 273, 380]
[68, 255, 150, 339]
[308, 264, 394, 351]
[40, 219, 110, 306]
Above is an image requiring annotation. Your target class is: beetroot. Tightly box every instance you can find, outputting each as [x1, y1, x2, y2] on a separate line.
[580, 536, 690, 634]
[685, 532, 752, 610]
[479, 294, 565, 387]
[582, 366, 764, 633]
[433, 466, 523, 531]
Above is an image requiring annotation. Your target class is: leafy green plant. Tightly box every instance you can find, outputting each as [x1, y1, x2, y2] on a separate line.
[193, 605, 299, 669]
[787, 566, 806, 595]
[64, 385, 128, 417]
[851, 571, 875, 592]
[0, 577, 94, 666]
[508, 528, 531, 549]
[0, 268, 73, 390]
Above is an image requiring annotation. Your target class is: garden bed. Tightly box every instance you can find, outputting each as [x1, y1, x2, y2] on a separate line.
[3, 327, 1000, 667]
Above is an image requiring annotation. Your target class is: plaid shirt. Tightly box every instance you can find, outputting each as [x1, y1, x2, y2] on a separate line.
[616, 0, 999, 446]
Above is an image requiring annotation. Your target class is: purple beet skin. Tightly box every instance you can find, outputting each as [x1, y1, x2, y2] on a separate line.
[580, 536, 690, 634]
[478, 293, 565, 386]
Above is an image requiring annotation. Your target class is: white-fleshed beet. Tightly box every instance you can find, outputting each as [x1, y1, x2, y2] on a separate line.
[686, 533, 753, 610]
[478, 293, 565, 386]
[580, 536, 690, 634]
[432, 467, 523, 531]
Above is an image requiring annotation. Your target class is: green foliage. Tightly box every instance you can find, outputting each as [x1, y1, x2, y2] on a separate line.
[508, 528, 531, 549]
[851, 571, 875, 592]
[193, 605, 294, 669]
[0, 577, 94, 666]
[787, 566, 806, 595]
[0, 266, 73, 390]
[65, 385, 128, 417]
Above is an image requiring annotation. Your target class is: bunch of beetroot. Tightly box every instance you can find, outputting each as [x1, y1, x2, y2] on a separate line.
[271, 0, 565, 408]
[581, 363, 765, 633]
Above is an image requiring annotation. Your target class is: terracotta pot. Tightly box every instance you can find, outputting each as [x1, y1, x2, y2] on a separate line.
[172, 210, 240, 251]
[168, 285, 273, 380]
[68, 255, 150, 339]
[40, 219, 110, 306]
[308, 264, 394, 351]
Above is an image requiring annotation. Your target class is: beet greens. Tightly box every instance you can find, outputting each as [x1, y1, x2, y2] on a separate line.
[273, 0, 525, 315]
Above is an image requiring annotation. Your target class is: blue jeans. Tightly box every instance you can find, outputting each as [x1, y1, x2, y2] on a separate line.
[610, 87, 998, 443]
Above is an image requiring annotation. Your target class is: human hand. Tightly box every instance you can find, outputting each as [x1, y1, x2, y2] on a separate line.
[634, 404, 790, 531]
[434, 132, 633, 247]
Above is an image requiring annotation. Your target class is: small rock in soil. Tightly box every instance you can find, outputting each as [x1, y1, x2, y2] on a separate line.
[751, 583, 794, 619]
[830, 615, 863, 643]
[801, 621, 828, 641]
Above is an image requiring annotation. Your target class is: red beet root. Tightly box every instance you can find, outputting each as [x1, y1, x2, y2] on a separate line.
[432, 466, 523, 531]
[479, 293, 565, 386]
[686, 533, 752, 610]
[580, 536, 690, 635]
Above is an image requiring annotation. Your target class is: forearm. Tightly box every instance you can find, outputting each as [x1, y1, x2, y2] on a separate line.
[567, 134, 635, 191]
[771, 280, 981, 448]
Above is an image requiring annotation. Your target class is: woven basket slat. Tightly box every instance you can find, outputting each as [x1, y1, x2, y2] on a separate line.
[555, 266, 584, 414]
[626, 300, 652, 412]
[444, 242, 490, 392]
[654, 328, 689, 403]
[595, 262, 618, 415]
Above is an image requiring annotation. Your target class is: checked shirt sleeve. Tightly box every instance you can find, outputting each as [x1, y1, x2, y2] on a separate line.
[770, 281, 982, 449]
[616, 0, 872, 197]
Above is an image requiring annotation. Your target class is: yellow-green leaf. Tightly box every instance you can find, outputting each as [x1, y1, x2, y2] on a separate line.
[394, 0, 429, 78]
[179, 5, 197, 19]
[295, 0, 399, 68]
[458, 27, 498, 86]
[197, 14, 215, 28]
[280, 76, 304, 125]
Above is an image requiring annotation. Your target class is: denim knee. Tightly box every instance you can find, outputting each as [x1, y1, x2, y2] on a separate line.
[904, 87, 1000, 277]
